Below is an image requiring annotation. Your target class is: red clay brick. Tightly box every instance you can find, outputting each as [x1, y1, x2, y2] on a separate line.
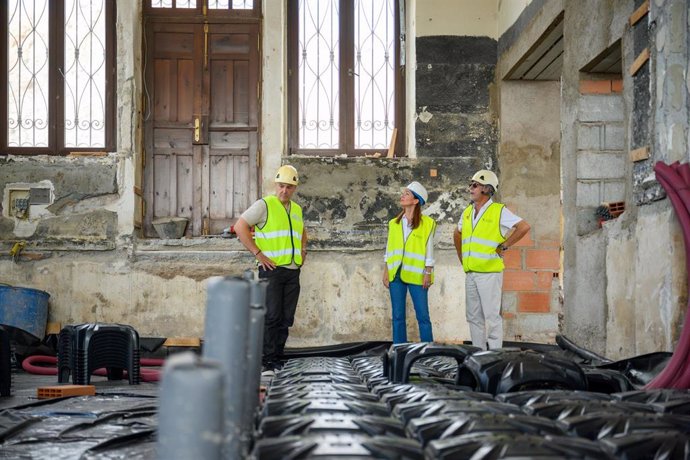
[526, 249, 560, 270]
[503, 271, 535, 291]
[503, 250, 522, 269]
[535, 272, 555, 290]
[538, 240, 561, 248]
[579, 80, 612, 94]
[512, 231, 534, 248]
[611, 79, 623, 92]
[517, 292, 551, 313]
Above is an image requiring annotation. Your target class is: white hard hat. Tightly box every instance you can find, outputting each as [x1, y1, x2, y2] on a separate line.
[471, 170, 498, 190]
[275, 165, 299, 185]
[406, 181, 428, 206]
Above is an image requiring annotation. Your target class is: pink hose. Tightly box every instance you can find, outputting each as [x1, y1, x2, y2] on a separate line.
[646, 162, 690, 388]
[22, 355, 163, 382]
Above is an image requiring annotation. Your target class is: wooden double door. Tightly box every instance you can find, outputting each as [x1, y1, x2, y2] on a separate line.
[144, 19, 260, 237]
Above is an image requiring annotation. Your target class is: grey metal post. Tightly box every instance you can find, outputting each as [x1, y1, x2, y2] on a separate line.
[156, 352, 224, 460]
[203, 276, 251, 460]
[241, 270, 267, 450]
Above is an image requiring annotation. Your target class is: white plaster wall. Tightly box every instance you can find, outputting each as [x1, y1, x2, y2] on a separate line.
[110, 0, 141, 237]
[0, 249, 473, 344]
[416, 0, 499, 38]
[631, 204, 686, 355]
[497, 0, 532, 37]
[261, 0, 287, 191]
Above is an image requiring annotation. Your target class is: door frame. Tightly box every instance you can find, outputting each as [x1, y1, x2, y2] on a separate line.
[141, 10, 262, 237]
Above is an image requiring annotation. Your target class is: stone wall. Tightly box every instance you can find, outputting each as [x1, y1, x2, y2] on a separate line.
[562, 0, 689, 359]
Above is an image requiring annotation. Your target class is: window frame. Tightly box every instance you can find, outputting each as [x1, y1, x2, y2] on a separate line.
[287, 0, 405, 157]
[143, 0, 261, 18]
[0, 0, 116, 156]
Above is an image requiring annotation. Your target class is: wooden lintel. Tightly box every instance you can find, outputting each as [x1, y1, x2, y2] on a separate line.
[67, 152, 108, 157]
[630, 146, 650, 162]
[164, 337, 201, 347]
[629, 0, 649, 26]
[46, 322, 62, 335]
[629, 48, 650, 76]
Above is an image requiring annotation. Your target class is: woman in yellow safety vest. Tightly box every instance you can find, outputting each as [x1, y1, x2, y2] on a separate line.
[382, 181, 437, 343]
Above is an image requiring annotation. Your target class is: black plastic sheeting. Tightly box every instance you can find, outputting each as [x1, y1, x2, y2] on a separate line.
[0, 392, 158, 459]
[0, 337, 686, 459]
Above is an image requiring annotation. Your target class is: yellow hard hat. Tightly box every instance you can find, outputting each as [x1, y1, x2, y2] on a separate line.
[275, 165, 299, 185]
[471, 170, 498, 190]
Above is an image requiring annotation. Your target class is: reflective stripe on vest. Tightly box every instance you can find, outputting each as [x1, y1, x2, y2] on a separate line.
[255, 195, 303, 266]
[386, 215, 436, 285]
[461, 203, 506, 273]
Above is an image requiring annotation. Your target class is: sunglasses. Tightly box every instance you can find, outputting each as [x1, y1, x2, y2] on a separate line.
[469, 182, 483, 189]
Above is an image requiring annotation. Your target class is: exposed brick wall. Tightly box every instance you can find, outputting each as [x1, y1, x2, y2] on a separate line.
[501, 227, 560, 315]
[579, 79, 623, 94]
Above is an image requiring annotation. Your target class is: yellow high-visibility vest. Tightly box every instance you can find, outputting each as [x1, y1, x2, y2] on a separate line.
[386, 215, 436, 285]
[461, 203, 506, 273]
[255, 195, 303, 266]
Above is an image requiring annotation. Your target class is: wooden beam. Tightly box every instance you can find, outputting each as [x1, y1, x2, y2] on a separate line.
[630, 146, 650, 162]
[629, 48, 649, 76]
[46, 322, 62, 335]
[629, 0, 649, 26]
[67, 152, 107, 157]
[386, 128, 398, 158]
[164, 337, 201, 347]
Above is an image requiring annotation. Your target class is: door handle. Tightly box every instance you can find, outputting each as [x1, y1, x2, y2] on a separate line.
[194, 118, 200, 142]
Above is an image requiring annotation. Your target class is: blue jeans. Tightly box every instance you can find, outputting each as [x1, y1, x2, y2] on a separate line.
[389, 270, 434, 343]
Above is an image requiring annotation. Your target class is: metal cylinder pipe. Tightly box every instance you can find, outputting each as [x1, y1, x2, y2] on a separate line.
[156, 352, 224, 460]
[203, 276, 251, 459]
[241, 272, 267, 449]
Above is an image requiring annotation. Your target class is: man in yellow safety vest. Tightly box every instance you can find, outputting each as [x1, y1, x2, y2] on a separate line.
[453, 170, 530, 350]
[235, 165, 307, 373]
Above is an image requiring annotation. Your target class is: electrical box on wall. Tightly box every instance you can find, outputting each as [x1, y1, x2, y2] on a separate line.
[8, 188, 31, 219]
[3, 183, 54, 220]
[30, 188, 51, 205]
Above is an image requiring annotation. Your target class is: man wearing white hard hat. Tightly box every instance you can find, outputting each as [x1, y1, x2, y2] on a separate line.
[453, 170, 530, 350]
[383, 181, 437, 343]
[235, 165, 307, 373]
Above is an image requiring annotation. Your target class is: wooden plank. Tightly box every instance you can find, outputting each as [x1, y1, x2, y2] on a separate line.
[234, 155, 250, 217]
[192, 146, 203, 236]
[46, 322, 62, 335]
[153, 154, 171, 217]
[630, 146, 650, 162]
[505, 12, 564, 80]
[67, 151, 107, 157]
[629, 48, 650, 76]
[164, 337, 201, 347]
[177, 155, 194, 220]
[629, 0, 649, 26]
[524, 36, 564, 80]
[209, 154, 228, 220]
[234, 60, 250, 125]
[387, 128, 398, 158]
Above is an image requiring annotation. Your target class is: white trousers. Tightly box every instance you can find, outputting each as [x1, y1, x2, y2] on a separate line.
[465, 271, 504, 350]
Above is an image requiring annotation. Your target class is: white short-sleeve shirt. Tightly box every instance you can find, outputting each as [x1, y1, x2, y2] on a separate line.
[457, 199, 522, 238]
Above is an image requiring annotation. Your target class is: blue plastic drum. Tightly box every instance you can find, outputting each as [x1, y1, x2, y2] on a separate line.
[0, 285, 50, 339]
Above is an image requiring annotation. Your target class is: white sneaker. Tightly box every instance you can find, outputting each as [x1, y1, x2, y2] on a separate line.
[261, 366, 276, 378]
